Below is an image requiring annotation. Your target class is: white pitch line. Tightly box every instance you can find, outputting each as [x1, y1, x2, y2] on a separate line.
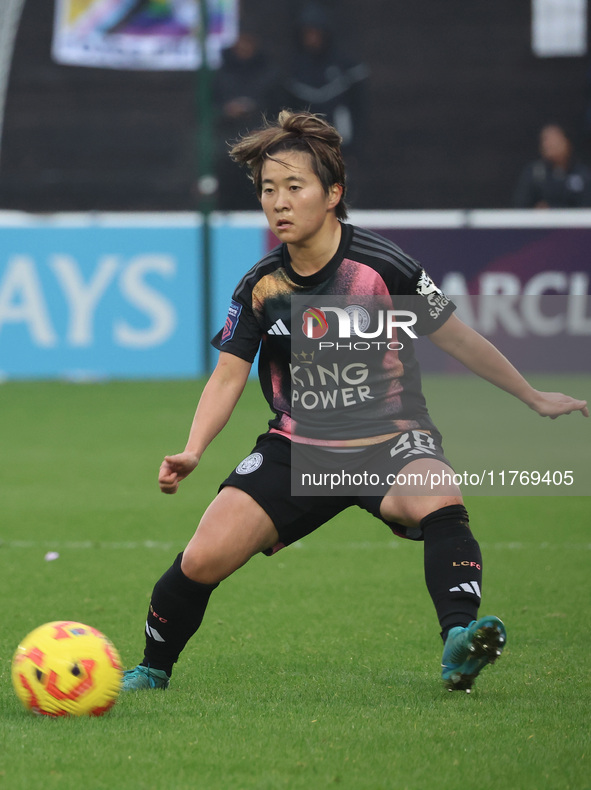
[1, 540, 590, 551]
[1, 539, 180, 551]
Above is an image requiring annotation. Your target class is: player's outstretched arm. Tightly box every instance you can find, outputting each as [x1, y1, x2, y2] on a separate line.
[428, 314, 588, 419]
[158, 352, 252, 494]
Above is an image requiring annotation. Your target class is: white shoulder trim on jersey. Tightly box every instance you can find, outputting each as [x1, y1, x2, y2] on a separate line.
[233, 246, 283, 302]
[351, 226, 420, 278]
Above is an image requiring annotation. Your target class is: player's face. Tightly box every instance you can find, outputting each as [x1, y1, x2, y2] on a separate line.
[260, 151, 342, 247]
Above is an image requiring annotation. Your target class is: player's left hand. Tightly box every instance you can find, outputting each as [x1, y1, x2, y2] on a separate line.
[530, 391, 589, 419]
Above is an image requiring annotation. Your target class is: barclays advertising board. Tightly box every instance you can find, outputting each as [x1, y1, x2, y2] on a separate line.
[0, 214, 265, 379]
[0, 211, 589, 379]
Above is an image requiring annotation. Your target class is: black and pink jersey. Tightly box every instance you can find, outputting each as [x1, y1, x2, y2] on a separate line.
[212, 223, 455, 444]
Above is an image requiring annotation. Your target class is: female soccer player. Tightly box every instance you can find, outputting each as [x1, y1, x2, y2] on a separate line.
[123, 111, 587, 693]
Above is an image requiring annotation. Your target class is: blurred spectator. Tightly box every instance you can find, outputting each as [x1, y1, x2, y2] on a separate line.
[280, 2, 370, 201]
[512, 124, 591, 208]
[213, 32, 280, 210]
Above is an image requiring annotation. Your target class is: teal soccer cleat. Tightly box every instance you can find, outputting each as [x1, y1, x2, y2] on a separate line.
[122, 665, 170, 691]
[441, 616, 507, 692]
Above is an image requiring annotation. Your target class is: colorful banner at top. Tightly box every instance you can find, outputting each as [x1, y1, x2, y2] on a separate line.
[51, 0, 239, 70]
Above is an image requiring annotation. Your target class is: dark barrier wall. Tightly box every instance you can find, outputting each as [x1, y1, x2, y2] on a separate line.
[0, 0, 589, 212]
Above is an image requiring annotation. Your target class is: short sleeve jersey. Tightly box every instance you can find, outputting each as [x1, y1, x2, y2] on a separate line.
[212, 223, 455, 444]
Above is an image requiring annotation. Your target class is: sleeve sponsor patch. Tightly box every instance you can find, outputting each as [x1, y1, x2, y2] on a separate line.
[416, 270, 450, 319]
[416, 270, 443, 298]
[221, 299, 243, 344]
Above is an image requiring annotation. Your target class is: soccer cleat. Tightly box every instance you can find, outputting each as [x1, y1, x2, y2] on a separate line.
[441, 615, 506, 693]
[122, 665, 170, 691]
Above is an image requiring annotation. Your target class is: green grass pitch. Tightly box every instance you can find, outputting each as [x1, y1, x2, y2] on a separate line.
[1, 376, 589, 790]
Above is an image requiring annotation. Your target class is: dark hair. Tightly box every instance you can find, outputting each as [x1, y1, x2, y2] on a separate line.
[229, 110, 348, 220]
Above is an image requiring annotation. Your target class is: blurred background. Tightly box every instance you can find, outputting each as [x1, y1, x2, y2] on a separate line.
[1, 0, 590, 211]
[0, 0, 589, 380]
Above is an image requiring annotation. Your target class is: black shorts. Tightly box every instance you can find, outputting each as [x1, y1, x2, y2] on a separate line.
[220, 431, 451, 554]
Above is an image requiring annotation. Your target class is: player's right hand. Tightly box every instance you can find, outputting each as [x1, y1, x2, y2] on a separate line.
[158, 452, 200, 494]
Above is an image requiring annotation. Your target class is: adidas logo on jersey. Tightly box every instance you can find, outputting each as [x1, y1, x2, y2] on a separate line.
[268, 319, 290, 336]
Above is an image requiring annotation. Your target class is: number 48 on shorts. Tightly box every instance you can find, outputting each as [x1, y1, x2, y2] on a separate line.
[389, 430, 438, 460]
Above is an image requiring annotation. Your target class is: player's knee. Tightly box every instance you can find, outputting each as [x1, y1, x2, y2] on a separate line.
[180, 546, 230, 585]
[381, 494, 464, 527]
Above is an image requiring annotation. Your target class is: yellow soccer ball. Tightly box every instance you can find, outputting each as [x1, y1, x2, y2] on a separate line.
[11, 621, 122, 717]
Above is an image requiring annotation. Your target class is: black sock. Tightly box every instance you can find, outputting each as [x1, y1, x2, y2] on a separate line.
[421, 505, 482, 642]
[141, 552, 218, 676]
